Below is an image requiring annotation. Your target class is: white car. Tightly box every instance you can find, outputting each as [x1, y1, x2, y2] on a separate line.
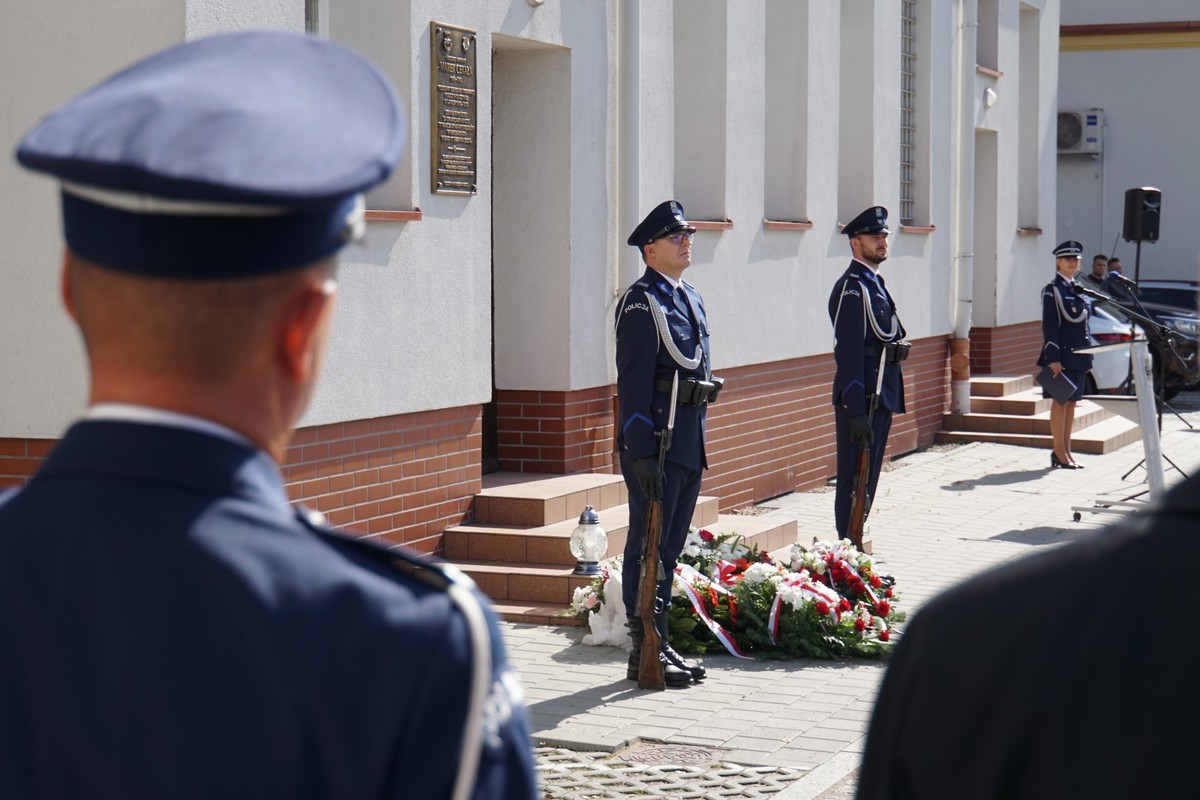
[1084, 302, 1137, 393]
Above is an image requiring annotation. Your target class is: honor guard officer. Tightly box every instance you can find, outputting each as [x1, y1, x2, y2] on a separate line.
[828, 206, 910, 540]
[2, 32, 537, 800]
[616, 200, 723, 688]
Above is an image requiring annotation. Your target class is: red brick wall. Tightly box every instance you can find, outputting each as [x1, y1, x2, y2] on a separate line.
[0, 438, 55, 490]
[700, 334, 950, 509]
[2, 337, 952, 534]
[969, 321, 1042, 375]
[282, 406, 482, 554]
[494, 386, 614, 474]
[1, 408, 483, 555]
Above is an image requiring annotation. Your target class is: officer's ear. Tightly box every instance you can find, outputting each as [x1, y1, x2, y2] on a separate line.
[275, 274, 337, 383]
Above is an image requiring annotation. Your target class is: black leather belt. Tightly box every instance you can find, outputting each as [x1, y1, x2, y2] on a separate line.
[864, 341, 911, 364]
[655, 376, 725, 406]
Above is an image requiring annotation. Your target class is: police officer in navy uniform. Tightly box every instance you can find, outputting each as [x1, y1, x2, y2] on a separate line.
[1, 32, 537, 799]
[615, 200, 722, 688]
[828, 206, 909, 541]
[1038, 240, 1094, 469]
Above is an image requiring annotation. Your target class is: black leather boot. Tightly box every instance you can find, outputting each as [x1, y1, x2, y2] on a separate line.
[627, 617, 692, 687]
[657, 607, 706, 681]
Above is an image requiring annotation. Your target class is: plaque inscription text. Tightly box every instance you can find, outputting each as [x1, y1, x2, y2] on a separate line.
[431, 22, 478, 195]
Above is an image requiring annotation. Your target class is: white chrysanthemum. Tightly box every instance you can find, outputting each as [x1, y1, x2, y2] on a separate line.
[776, 584, 807, 610]
[742, 562, 780, 586]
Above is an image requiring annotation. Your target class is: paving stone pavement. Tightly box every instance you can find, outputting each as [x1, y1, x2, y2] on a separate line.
[504, 392, 1200, 798]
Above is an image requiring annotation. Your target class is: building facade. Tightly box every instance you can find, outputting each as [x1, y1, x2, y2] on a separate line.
[1, 0, 1061, 552]
[1057, 0, 1200, 282]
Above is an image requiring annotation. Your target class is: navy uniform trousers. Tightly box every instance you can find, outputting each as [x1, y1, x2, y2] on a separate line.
[833, 404, 893, 537]
[0, 420, 538, 800]
[615, 268, 711, 614]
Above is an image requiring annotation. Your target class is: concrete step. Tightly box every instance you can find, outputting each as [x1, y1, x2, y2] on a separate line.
[942, 399, 1110, 436]
[968, 387, 1053, 416]
[445, 495, 718, 567]
[935, 413, 1142, 454]
[969, 373, 1034, 398]
[481, 510, 799, 626]
[473, 471, 627, 527]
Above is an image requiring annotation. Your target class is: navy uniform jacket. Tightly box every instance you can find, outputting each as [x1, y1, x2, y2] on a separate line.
[615, 268, 710, 470]
[857, 473, 1200, 800]
[0, 420, 537, 800]
[828, 260, 907, 416]
[1038, 275, 1094, 371]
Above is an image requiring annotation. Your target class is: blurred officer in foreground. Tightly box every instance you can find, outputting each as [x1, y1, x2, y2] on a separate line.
[828, 206, 909, 540]
[856, 473, 1200, 799]
[2, 31, 537, 799]
[615, 200, 720, 688]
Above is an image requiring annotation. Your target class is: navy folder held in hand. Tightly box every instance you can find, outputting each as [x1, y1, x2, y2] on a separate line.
[1036, 366, 1077, 404]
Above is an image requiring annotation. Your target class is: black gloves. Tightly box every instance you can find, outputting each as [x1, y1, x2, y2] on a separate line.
[631, 457, 664, 501]
[848, 414, 873, 449]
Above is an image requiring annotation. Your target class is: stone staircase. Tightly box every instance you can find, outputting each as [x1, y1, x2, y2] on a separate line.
[936, 374, 1141, 453]
[443, 472, 798, 626]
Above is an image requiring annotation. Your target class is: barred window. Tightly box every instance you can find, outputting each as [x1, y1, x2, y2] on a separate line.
[899, 0, 917, 226]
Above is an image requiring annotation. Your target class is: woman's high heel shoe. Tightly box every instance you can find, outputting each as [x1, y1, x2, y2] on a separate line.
[1052, 452, 1080, 470]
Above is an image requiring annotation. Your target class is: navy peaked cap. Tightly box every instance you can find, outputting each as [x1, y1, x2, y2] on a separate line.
[844, 206, 890, 237]
[1053, 240, 1083, 258]
[627, 200, 696, 248]
[16, 30, 405, 278]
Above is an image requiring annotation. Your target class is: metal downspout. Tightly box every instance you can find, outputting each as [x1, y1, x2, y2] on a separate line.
[950, 0, 978, 413]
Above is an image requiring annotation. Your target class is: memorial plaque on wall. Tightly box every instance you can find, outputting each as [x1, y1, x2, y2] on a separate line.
[430, 21, 478, 195]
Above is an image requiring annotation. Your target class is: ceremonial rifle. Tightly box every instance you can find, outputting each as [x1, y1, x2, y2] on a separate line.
[636, 371, 678, 690]
[847, 349, 888, 549]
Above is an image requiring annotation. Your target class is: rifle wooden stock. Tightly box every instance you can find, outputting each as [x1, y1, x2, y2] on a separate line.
[637, 498, 666, 690]
[846, 444, 871, 549]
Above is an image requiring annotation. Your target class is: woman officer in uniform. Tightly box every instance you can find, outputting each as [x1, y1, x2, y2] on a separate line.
[1038, 240, 1093, 469]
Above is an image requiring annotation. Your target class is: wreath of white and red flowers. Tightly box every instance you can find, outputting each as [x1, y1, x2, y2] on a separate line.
[571, 529, 903, 660]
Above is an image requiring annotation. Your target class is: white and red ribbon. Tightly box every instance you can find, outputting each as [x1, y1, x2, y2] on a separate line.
[672, 564, 753, 660]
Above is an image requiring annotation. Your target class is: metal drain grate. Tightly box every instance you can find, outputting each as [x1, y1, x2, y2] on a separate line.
[613, 739, 720, 767]
[536, 743, 809, 799]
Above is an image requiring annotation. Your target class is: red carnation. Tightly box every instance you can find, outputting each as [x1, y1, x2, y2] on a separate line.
[840, 599, 852, 612]
[885, 588, 894, 598]
[879, 629, 891, 642]
[699, 529, 715, 542]
[875, 600, 891, 617]
[870, 575, 882, 588]
[854, 617, 867, 632]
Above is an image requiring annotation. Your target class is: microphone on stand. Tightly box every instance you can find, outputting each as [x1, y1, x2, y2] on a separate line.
[1109, 272, 1137, 287]
[1073, 283, 1111, 302]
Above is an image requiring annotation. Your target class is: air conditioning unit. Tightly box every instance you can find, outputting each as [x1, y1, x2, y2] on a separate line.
[1057, 109, 1104, 154]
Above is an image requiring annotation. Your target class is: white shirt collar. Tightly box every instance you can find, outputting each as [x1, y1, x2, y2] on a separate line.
[853, 258, 881, 276]
[85, 403, 255, 449]
[650, 268, 681, 291]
